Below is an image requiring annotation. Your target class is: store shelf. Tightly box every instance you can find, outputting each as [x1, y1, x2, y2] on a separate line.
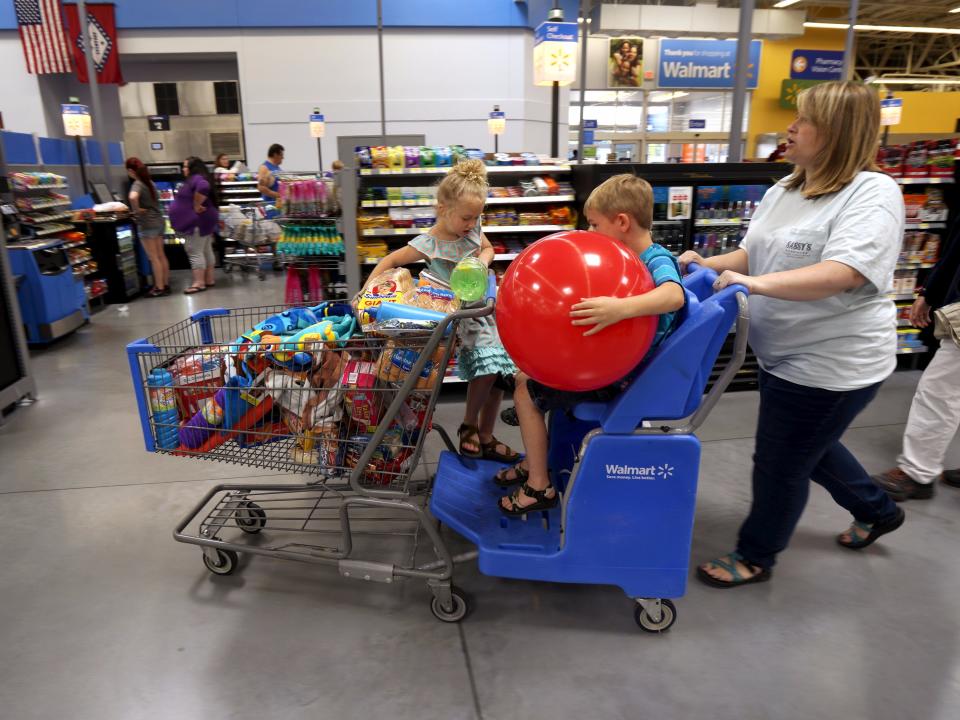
[31, 223, 73, 236]
[358, 194, 576, 209]
[897, 177, 954, 185]
[484, 224, 575, 233]
[217, 180, 258, 186]
[897, 346, 929, 354]
[486, 195, 575, 205]
[889, 293, 918, 301]
[360, 165, 570, 177]
[13, 183, 68, 191]
[16, 198, 71, 211]
[221, 188, 262, 194]
[896, 261, 936, 269]
[904, 222, 946, 230]
[442, 374, 465, 384]
[21, 211, 74, 225]
[653, 219, 685, 224]
[61, 240, 87, 250]
[493, 253, 518, 261]
[695, 218, 747, 227]
[361, 224, 573, 237]
[898, 319, 914, 327]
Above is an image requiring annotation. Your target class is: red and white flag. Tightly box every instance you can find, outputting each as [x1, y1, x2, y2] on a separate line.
[14, 0, 73, 74]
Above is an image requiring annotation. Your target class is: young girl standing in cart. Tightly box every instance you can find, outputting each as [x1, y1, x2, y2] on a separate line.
[363, 160, 521, 463]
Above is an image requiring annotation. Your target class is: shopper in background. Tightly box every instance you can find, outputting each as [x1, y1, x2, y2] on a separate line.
[871, 225, 960, 500]
[679, 81, 905, 588]
[213, 153, 232, 175]
[125, 157, 170, 297]
[362, 160, 520, 464]
[258, 144, 285, 203]
[169, 156, 219, 295]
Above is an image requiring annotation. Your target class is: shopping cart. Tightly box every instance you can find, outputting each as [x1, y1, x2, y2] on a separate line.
[221, 206, 281, 280]
[428, 264, 748, 632]
[126, 283, 495, 622]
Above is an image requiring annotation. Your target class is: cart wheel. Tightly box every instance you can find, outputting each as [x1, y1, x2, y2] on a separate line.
[223, 264, 234, 274]
[241, 265, 250, 274]
[258, 272, 266, 281]
[234, 501, 266, 534]
[430, 586, 469, 623]
[202, 549, 238, 576]
[634, 599, 677, 633]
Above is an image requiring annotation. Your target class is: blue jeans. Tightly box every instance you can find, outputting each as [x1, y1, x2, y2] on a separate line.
[736, 370, 899, 569]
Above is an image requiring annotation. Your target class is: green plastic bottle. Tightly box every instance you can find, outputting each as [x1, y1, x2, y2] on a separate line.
[450, 257, 488, 302]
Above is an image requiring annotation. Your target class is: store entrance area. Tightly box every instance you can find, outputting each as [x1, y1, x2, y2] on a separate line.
[1, 272, 958, 719]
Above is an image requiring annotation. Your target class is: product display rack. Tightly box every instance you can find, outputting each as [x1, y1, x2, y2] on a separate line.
[9, 173, 73, 240]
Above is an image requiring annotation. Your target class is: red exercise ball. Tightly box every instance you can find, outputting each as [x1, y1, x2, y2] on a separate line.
[497, 230, 657, 392]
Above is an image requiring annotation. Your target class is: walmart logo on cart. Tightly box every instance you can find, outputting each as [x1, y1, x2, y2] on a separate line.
[605, 463, 675, 480]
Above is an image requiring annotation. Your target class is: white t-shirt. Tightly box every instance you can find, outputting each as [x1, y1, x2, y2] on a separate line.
[740, 171, 903, 391]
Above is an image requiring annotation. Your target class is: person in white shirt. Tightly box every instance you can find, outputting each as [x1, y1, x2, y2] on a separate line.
[679, 81, 905, 589]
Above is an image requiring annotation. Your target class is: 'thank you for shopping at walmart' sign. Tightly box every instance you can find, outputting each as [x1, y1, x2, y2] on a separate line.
[657, 39, 761, 89]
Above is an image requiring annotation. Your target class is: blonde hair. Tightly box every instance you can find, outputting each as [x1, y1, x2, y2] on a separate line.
[784, 81, 881, 199]
[584, 174, 653, 230]
[437, 159, 488, 207]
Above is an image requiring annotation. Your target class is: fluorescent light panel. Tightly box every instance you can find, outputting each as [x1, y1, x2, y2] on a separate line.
[773, 0, 802, 7]
[805, 21, 960, 35]
[951, 7, 960, 13]
[871, 78, 960, 85]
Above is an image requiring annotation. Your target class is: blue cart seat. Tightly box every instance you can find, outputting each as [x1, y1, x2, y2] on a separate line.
[430, 265, 749, 600]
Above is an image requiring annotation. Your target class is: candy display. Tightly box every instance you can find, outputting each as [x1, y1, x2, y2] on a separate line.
[277, 224, 344, 256]
[9, 172, 67, 190]
[877, 138, 959, 178]
[355, 145, 560, 169]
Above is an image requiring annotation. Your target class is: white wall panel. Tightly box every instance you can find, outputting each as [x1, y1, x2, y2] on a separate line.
[0, 32, 48, 135]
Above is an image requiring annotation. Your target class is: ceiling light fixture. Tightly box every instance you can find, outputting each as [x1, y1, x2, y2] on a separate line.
[804, 21, 960, 35]
[773, 0, 802, 8]
[951, 7, 960, 13]
[867, 77, 960, 85]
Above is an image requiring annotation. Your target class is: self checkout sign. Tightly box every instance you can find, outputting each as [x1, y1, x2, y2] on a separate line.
[61, 104, 92, 137]
[148, 115, 170, 131]
[310, 112, 325, 138]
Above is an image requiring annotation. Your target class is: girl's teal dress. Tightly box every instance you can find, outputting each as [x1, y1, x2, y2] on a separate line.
[409, 222, 517, 381]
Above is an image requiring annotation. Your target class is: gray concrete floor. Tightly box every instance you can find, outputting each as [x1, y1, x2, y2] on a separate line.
[1, 270, 959, 720]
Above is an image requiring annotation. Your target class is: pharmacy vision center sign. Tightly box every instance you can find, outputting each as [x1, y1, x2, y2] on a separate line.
[657, 39, 761, 89]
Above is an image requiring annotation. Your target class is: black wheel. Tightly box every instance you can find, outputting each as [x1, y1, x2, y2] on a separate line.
[634, 599, 677, 633]
[223, 264, 234, 274]
[202, 548, 238, 576]
[430, 587, 469, 623]
[241, 265, 250, 274]
[258, 272, 266, 281]
[234, 501, 266, 534]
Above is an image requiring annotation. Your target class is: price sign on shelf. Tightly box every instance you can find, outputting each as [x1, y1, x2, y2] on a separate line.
[880, 98, 902, 126]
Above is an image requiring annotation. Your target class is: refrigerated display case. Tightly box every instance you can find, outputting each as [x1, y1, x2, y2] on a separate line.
[83, 219, 142, 303]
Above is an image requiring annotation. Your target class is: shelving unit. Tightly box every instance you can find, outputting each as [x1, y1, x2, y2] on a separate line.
[898, 177, 954, 185]
[10, 174, 73, 240]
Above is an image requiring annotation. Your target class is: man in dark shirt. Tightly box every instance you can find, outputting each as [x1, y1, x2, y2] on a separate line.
[873, 223, 960, 500]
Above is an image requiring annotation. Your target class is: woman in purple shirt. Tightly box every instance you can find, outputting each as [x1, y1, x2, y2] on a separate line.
[169, 156, 220, 294]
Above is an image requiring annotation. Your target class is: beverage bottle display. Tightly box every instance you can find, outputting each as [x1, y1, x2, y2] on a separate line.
[450, 257, 488, 302]
[147, 368, 180, 450]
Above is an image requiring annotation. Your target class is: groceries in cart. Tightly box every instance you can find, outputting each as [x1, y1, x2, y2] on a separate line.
[139, 269, 471, 483]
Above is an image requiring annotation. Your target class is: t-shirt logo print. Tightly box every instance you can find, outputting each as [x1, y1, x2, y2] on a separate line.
[76, 16, 113, 72]
[784, 239, 813, 258]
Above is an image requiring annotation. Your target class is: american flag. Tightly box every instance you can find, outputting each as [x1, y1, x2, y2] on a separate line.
[15, 0, 73, 74]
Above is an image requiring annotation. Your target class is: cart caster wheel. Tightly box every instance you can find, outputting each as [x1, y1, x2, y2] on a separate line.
[223, 264, 234, 274]
[258, 273, 266, 281]
[203, 549, 238, 576]
[634, 599, 676, 633]
[234, 501, 266, 534]
[430, 587, 469, 623]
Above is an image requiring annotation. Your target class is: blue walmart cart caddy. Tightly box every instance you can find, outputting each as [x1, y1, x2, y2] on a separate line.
[429, 264, 749, 631]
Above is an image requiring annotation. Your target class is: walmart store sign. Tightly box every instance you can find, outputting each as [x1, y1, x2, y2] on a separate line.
[657, 39, 761, 89]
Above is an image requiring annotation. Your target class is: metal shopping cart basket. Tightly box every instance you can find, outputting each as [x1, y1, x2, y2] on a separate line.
[221, 206, 280, 280]
[126, 287, 494, 622]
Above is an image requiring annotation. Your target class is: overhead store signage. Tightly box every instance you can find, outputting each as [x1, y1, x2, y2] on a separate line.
[688, 119, 706, 130]
[657, 39, 761, 89]
[779, 78, 822, 109]
[790, 49, 844, 80]
[488, 111, 505, 135]
[583, 130, 595, 145]
[61, 104, 92, 137]
[150, 142, 163, 151]
[310, 112, 325, 138]
[148, 115, 169, 131]
[881, 98, 903, 126]
[583, 119, 598, 129]
[533, 21, 578, 86]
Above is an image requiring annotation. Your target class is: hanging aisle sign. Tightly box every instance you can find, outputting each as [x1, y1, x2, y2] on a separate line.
[488, 111, 505, 135]
[61, 103, 92, 137]
[533, 21, 578, 86]
[657, 39, 761, 89]
[309, 112, 325, 138]
[881, 98, 903, 126]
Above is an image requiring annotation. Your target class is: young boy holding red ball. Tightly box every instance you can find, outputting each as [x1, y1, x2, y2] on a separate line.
[497, 174, 686, 515]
